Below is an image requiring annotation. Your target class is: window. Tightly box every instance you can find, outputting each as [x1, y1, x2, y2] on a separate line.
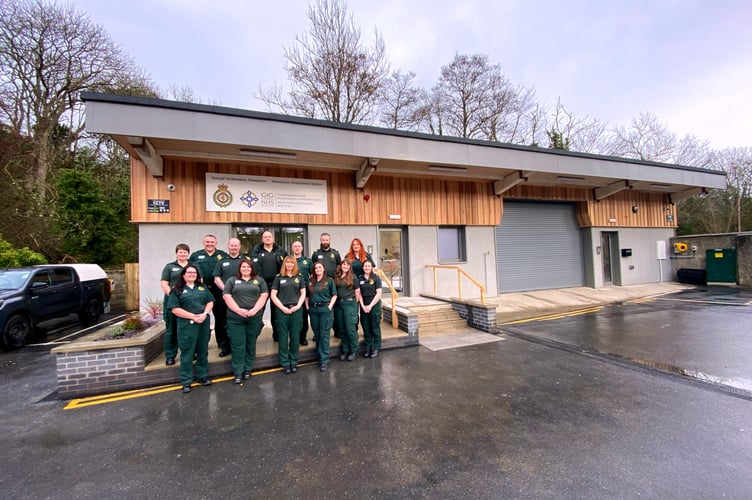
[51, 268, 73, 285]
[438, 226, 466, 263]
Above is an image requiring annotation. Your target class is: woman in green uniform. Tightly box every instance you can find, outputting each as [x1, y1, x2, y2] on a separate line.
[307, 261, 337, 372]
[165, 264, 214, 393]
[223, 259, 268, 384]
[334, 258, 361, 361]
[358, 260, 383, 358]
[345, 238, 375, 278]
[160, 243, 190, 366]
[270, 256, 306, 374]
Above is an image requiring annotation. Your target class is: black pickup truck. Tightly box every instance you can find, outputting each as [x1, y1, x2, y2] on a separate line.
[0, 264, 111, 348]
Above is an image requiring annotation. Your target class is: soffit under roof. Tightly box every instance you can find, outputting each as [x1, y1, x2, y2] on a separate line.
[83, 93, 727, 197]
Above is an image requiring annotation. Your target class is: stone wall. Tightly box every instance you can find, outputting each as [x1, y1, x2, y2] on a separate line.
[669, 232, 752, 285]
[103, 268, 126, 312]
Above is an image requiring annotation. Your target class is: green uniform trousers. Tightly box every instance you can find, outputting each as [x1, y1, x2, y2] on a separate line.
[310, 306, 333, 364]
[163, 306, 178, 360]
[360, 301, 382, 351]
[227, 314, 263, 377]
[275, 308, 303, 366]
[177, 318, 210, 387]
[335, 300, 359, 355]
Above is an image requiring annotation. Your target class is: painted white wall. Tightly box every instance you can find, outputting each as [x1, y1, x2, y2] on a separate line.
[408, 226, 497, 299]
[307, 225, 378, 259]
[138, 224, 232, 310]
[586, 227, 675, 286]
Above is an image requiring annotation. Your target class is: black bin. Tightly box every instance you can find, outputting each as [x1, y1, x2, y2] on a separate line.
[677, 268, 707, 286]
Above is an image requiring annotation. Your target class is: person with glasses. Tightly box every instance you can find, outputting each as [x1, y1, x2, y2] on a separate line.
[165, 264, 214, 393]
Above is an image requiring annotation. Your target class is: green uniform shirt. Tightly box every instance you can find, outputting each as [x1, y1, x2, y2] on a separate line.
[335, 276, 360, 301]
[349, 253, 375, 278]
[311, 247, 341, 278]
[272, 274, 305, 305]
[189, 248, 229, 284]
[224, 277, 267, 319]
[213, 254, 247, 283]
[358, 274, 382, 302]
[165, 284, 214, 314]
[295, 255, 312, 286]
[160, 260, 186, 289]
[251, 244, 287, 282]
[309, 278, 337, 306]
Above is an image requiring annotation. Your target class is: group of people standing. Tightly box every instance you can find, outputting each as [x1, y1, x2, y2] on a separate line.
[160, 233, 383, 393]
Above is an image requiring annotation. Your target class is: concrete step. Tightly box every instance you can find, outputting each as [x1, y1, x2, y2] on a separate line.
[419, 319, 468, 331]
[417, 310, 463, 322]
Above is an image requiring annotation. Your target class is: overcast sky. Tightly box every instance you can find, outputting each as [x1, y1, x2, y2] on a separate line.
[72, 0, 751, 150]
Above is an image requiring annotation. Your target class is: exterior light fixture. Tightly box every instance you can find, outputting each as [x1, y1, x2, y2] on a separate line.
[238, 149, 297, 159]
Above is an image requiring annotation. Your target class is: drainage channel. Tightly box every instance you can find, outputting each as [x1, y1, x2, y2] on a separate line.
[499, 327, 752, 402]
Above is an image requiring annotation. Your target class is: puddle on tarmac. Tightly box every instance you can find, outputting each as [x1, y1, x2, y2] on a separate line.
[621, 356, 752, 393]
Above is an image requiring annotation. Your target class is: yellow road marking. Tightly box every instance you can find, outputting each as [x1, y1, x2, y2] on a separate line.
[628, 297, 655, 304]
[63, 363, 313, 410]
[502, 306, 602, 325]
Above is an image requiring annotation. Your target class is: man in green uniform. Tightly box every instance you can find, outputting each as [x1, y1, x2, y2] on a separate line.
[311, 233, 342, 337]
[212, 238, 248, 335]
[251, 231, 287, 341]
[311, 232, 341, 278]
[160, 243, 190, 365]
[291, 240, 312, 345]
[190, 234, 230, 356]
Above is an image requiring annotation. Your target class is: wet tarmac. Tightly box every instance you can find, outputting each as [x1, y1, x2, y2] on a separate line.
[1, 285, 750, 498]
[502, 285, 752, 395]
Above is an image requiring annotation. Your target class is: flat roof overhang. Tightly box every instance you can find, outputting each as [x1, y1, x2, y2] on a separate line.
[82, 93, 727, 201]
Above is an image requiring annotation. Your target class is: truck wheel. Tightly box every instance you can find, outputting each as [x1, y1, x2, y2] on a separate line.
[2, 314, 31, 348]
[79, 296, 102, 326]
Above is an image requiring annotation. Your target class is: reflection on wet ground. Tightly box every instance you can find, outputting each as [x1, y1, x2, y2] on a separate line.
[501, 285, 752, 399]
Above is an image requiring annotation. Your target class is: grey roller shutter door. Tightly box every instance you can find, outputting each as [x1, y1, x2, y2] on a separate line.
[495, 201, 585, 292]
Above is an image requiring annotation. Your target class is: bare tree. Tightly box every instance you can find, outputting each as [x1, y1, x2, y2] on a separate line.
[256, 0, 389, 124]
[717, 147, 752, 232]
[546, 98, 608, 153]
[432, 54, 498, 139]
[0, 0, 153, 191]
[604, 111, 677, 162]
[378, 70, 428, 130]
[431, 53, 537, 143]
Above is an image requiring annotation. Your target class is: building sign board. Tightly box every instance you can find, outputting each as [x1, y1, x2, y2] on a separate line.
[147, 199, 170, 213]
[205, 173, 328, 214]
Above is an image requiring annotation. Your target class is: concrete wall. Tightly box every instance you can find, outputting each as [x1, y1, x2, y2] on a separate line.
[584, 227, 674, 287]
[139, 223, 233, 311]
[613, 228, 674, 285]
[669, 232, 752, 285]
[308, 225, 378, 260]
[408, 225, 497, 299]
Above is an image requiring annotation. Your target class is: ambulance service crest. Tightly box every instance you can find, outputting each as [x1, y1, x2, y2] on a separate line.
[241, 190, 260, 208]
[212, 183, 233, 208]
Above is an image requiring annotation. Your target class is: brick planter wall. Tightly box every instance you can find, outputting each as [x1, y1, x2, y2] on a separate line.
[52, 322, 165, 399]
[452, 300, 497, 332]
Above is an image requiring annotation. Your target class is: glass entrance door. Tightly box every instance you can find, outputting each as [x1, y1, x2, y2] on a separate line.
[601, 231, 619, 285]
[378, 228, 405, 292]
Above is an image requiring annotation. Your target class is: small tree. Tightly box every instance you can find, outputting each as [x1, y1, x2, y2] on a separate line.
[0, 233, 46, 267]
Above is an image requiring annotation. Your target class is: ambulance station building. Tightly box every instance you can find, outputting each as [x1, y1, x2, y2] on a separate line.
[82, 93, 726, 305]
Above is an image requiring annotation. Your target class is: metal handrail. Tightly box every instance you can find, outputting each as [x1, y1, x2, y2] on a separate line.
[425, 264, 486, 304]
[374, 268, 399, 328]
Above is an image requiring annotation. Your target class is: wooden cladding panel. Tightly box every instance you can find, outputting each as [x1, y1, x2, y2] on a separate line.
[131, 158, 674, 228]
[584, 191, 676, 228]
[131, 159, 502, 225]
